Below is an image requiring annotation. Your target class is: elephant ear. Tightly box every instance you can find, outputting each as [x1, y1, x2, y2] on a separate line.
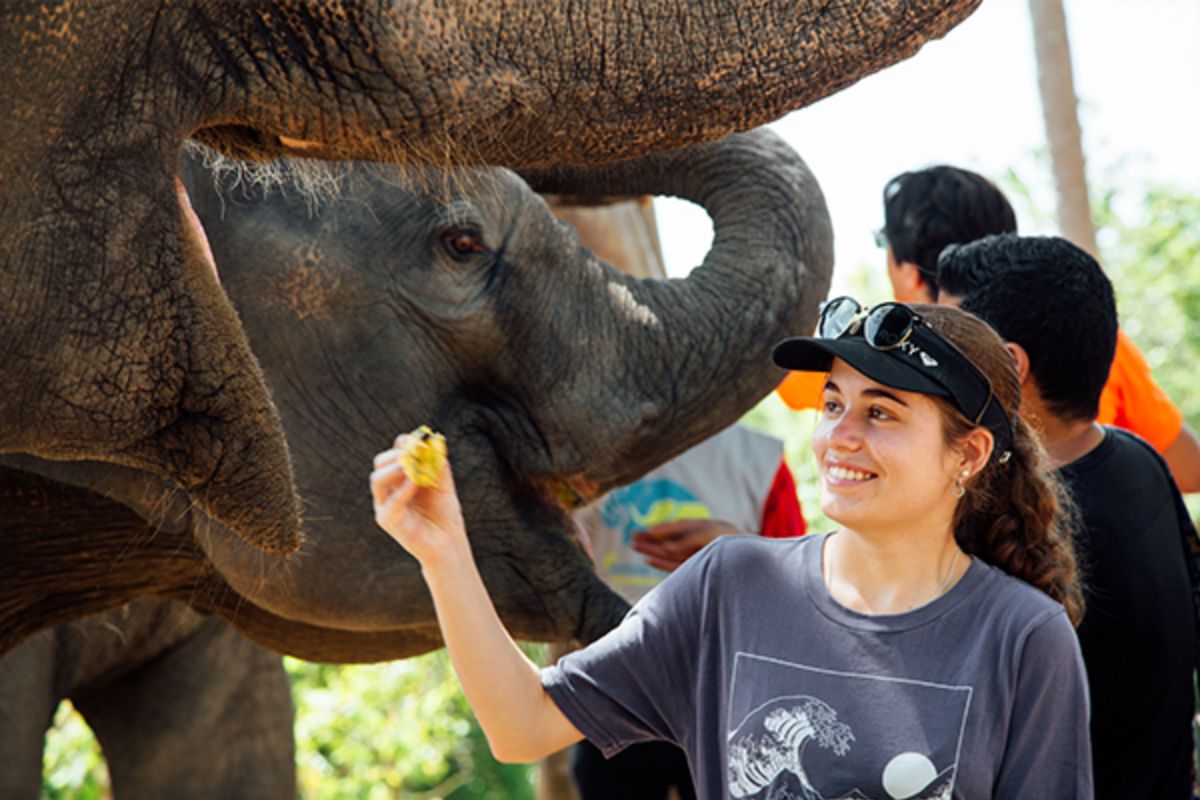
[0, 165, 302, 556]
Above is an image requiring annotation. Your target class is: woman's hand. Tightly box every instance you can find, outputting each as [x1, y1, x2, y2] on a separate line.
[371, 433, 469, 567]
[371, 434, 584, 763]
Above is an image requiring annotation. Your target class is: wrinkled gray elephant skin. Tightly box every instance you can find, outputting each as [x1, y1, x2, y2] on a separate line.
[2, 128, 833, 661]
[0, 1, 982, 562]
[0, 600, 295, 800]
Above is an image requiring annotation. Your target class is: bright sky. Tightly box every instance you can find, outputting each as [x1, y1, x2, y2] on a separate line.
[655, 0, 1200, 295]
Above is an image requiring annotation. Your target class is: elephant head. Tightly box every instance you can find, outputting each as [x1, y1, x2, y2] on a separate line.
[1, 127, 831, 659]
[189, 127, 833, 654]
[0, 1, 982, 560]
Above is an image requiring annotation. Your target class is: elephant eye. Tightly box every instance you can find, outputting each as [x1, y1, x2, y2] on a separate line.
[440, 228, 490, 259]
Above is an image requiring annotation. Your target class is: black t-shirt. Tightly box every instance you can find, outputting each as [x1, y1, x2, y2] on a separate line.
[1058, 426, 1197, 800]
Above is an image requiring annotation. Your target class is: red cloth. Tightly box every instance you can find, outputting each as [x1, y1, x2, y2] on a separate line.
[759, 459, 807, 538]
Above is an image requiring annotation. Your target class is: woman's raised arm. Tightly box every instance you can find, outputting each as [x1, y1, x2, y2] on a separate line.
[370, 435, 584, 762]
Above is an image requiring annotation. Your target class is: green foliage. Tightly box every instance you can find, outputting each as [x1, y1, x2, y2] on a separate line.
[287, 649, 540, 800]
[1098, 183, 1200, 518]
[41, 703, 109, 800]
[1095, 184, 1200, 423]
[40, 650, 541, 800]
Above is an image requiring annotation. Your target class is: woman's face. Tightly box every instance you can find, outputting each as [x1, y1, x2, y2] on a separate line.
[813, 358, 965, 536]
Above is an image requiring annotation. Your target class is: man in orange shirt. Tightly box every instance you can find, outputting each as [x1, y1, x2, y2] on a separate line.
[777, 166, 1017, 410]
[780, 165, 1198, 492]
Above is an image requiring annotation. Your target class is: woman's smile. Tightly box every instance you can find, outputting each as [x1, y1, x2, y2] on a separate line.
[823, 462, 878, 485]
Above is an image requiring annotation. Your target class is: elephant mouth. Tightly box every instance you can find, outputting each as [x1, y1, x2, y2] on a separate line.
[191, 125, 330, 163]
[192, 124, 386, 172]
[176, 178, 221, 284]
[278, 135, 325, 152]
[540, 475, 599, 511]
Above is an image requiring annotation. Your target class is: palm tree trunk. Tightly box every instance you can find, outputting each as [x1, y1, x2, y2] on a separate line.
[1028, 0, 1099, 258]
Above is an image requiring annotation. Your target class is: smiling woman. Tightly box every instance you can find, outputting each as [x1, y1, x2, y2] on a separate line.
[370, 302, 1092, 799]
[778, 302, 1081, 619]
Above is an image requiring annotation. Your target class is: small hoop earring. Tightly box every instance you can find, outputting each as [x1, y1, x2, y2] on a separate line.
[953, 468, 970, 499]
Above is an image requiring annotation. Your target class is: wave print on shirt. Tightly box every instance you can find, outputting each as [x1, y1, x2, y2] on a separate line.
[726, 654, 969, 800]
[728, 696, 855, 798]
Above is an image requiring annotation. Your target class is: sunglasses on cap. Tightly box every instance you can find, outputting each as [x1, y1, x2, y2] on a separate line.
[816, 296, 1013, 457]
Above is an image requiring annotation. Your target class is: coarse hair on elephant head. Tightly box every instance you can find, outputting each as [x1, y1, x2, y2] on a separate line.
[1, 127, 832, 659]
[0, 0, 982, 565]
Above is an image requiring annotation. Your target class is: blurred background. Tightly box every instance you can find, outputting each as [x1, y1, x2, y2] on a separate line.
[41, 1, 1200, 796]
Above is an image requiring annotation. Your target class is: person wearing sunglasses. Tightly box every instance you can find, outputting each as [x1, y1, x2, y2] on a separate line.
[880, 164, 1200, 494]
[877, 165, 1017, 305]
[939, 234, 1198, 800]
[771, 165, 1017, 418]
[369, 298, 1092, 798]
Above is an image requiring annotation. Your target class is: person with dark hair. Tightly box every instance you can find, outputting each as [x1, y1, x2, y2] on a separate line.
[369, 302, 1093, 799]
[939, 234, 1198, 800]
[878, 165, 1017, 303]
[879, 164, 1199, 490]
[937, 235, 1200, 493]
[771, 165, 1018, 414]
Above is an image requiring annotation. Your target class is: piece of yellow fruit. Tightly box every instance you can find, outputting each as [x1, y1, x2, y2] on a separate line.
[398, 426, 447, 488]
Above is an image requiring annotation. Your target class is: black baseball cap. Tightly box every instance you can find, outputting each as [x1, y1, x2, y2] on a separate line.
[773, 304, 1013, 454]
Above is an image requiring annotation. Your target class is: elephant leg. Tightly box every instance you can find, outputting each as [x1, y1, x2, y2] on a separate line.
[74, 617, 296, 800]
[0, 631, 59, 800]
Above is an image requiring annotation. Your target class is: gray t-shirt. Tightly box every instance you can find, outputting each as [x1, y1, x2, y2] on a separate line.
[542, 533, 1092, 800]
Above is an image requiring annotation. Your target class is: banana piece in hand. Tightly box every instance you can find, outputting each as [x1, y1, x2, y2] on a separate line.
[397, 426, 448, 488]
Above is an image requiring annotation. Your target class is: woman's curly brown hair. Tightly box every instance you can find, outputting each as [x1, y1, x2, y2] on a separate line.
[917, 305, 1085, 626]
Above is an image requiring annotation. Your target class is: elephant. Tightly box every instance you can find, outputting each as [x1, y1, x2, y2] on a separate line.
[5, 132, 809, 798]
[3, 182, 672, 800]
[0, 601, 295, 800]
[4, 126, 832, 663]
[0, 1, 983, 611]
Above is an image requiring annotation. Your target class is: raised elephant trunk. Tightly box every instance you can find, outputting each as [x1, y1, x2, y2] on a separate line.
[518, 128, 831, 493]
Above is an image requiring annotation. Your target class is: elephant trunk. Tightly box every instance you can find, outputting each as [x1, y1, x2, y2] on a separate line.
[524, 128, 833, 489]
[188, 1, 981, 169]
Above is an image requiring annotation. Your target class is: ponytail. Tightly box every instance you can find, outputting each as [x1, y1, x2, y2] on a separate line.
[920, 305, 1085, 625]
[948, 411, 1084, 625]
